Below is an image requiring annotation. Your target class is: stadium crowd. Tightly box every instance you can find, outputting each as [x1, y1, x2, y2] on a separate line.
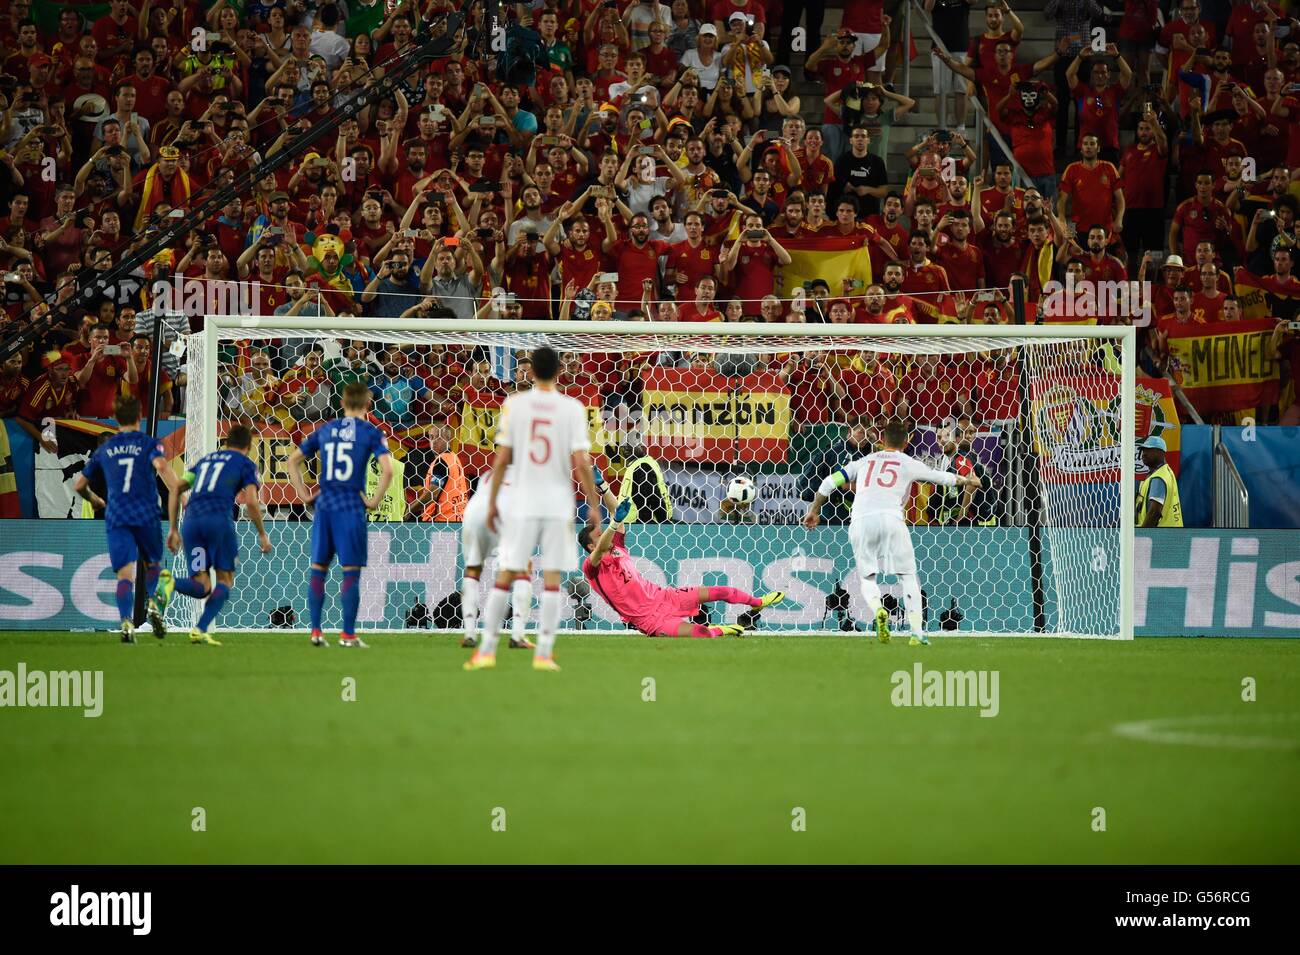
[0, 0, 1298, 522]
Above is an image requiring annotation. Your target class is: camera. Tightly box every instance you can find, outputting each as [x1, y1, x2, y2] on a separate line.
[745, 228, 765, 240]
[102, 344, 123, 357]
[475, 227, 495, 239]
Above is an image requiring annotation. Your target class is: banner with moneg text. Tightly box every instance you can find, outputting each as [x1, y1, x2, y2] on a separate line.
[1165, 318, 1280, 414]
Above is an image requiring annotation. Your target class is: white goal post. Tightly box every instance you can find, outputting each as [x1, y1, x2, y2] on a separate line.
[172, 316, 1136, 639]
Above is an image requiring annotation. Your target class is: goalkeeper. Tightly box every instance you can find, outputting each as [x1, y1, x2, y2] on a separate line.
[579, 480, 784, 638]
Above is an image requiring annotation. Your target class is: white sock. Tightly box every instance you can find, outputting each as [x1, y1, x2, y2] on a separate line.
[900, 574, 924, 636]
[860, 575, 882, 618]
[511, 577, 532, 643]
[461, 576, 480, 645]
[537, 587, 563, 658]
[478, 586, 509, 655]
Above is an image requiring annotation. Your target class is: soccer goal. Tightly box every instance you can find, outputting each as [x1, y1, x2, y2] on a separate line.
[168, 317, 1136, 639]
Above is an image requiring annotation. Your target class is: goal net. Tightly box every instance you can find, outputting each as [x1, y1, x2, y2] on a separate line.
[168, 318, 1135, 639]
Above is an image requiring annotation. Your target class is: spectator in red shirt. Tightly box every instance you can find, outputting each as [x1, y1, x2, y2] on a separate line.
[1226, 1, 1283, 68]
[666, 211, 719, 299]
[933, 210, 985, 292]
[1065, 44, 1132, 163]
[1170, 171, 1240, 263]
[19, 351, 80, 453]
[1119, 110, 1170, 267]
[1058, 133, 1124, 237]
[602, 211, 671, 312]
[678, 275, 724, 322]
[901, 232, 952, 306]
[994, 79, 1059, 199]
[67, 324, 136, 419]
[975, 209, 1025, 290]
[91, 0, 137, 69]
[1072, 225, 1128, 285]
[721, 212, 792, 314]
[805, 27, 869, 160]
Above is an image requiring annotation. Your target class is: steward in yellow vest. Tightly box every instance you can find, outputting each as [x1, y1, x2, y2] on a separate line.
[1135, 435, 1182, 527]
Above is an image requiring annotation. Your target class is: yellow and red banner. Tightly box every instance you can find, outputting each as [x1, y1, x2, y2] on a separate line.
[1164, 317, 1280, 414]
[641, 368, 790, 464]
[1031, 375, 1180, 483]
[457, 385, 609, 479]
[1233, 268, 1300, 321]
[772, 233, 873, 299]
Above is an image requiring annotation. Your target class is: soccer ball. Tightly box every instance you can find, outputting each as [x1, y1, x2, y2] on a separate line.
[726, 476, 756, 506]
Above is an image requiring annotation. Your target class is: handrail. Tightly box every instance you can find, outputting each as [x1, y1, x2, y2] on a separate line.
[1213, 425, 1250, 528]
[903, 0, 1034, 188]
[1171, 381, 1204, 424]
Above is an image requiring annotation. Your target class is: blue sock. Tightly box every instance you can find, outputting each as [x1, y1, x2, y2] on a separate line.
[197, 583, 230, 633]
[174, 577, 207, 598]
[341, 570, 361, 637]
[145, 564, 160, 598]
[309, 568, 327, 632]
[115, 579, 133, 621]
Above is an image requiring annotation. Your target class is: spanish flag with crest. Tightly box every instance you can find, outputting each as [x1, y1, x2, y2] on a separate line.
[772, 233, 873, 300]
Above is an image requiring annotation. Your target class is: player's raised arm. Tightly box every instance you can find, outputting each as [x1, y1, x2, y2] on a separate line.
[573, 448, 601, 534]
[588, 498, 631, 568]
[913, 458, 981, 489]
[803, 459, 866, 528]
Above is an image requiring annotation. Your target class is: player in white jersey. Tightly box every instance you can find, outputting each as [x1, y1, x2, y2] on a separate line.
[459, 469, 535, 651]
[803, 419, 980, 645]
[465, 346, 601, 671]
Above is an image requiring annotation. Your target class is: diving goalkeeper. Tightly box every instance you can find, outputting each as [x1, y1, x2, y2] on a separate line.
[579, 481, 784, 638]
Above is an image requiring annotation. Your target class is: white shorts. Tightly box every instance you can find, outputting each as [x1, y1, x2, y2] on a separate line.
[850, 513, 917, 577]
[931, 51, 966, 98]
[499, 516, 577, 573]
[460, 486, 502, 568]
[855, 32, 884, 60]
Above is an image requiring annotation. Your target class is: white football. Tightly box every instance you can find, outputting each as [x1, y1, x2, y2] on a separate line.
[726, 476, 756, 505]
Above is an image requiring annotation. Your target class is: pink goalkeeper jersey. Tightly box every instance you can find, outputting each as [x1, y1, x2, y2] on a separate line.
[583, 533, 665, 622]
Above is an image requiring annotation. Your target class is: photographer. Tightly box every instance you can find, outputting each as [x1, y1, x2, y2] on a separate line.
[69, 324, 137, 419]
[361, 249, 423, 319]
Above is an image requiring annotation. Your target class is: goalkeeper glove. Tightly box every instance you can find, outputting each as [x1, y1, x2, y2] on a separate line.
[613, 498, 631, 523]
[593, 465, 607, 494]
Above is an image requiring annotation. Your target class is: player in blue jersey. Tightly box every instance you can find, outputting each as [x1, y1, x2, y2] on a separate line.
[73, 395, 182, 643]
[286, 381, 394, 647]
[156, 425, 272, 646]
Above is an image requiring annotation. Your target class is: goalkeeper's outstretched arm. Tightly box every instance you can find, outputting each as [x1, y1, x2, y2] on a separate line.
[586, 476, 626, 567]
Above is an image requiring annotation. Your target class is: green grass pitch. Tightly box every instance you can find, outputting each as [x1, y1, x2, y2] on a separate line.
[1, 631, 1298, 864]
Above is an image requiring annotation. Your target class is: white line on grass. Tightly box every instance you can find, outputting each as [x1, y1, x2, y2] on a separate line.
[1111, 714, 1300, 751]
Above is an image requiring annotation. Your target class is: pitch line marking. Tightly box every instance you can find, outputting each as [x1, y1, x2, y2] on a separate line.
[1111, 713, 1300, 751]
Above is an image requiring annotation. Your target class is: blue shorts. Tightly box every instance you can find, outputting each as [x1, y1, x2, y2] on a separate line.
[106, 523, 163, 572]
[183, 515, 239, 574]
[310, 509, 368, 567]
